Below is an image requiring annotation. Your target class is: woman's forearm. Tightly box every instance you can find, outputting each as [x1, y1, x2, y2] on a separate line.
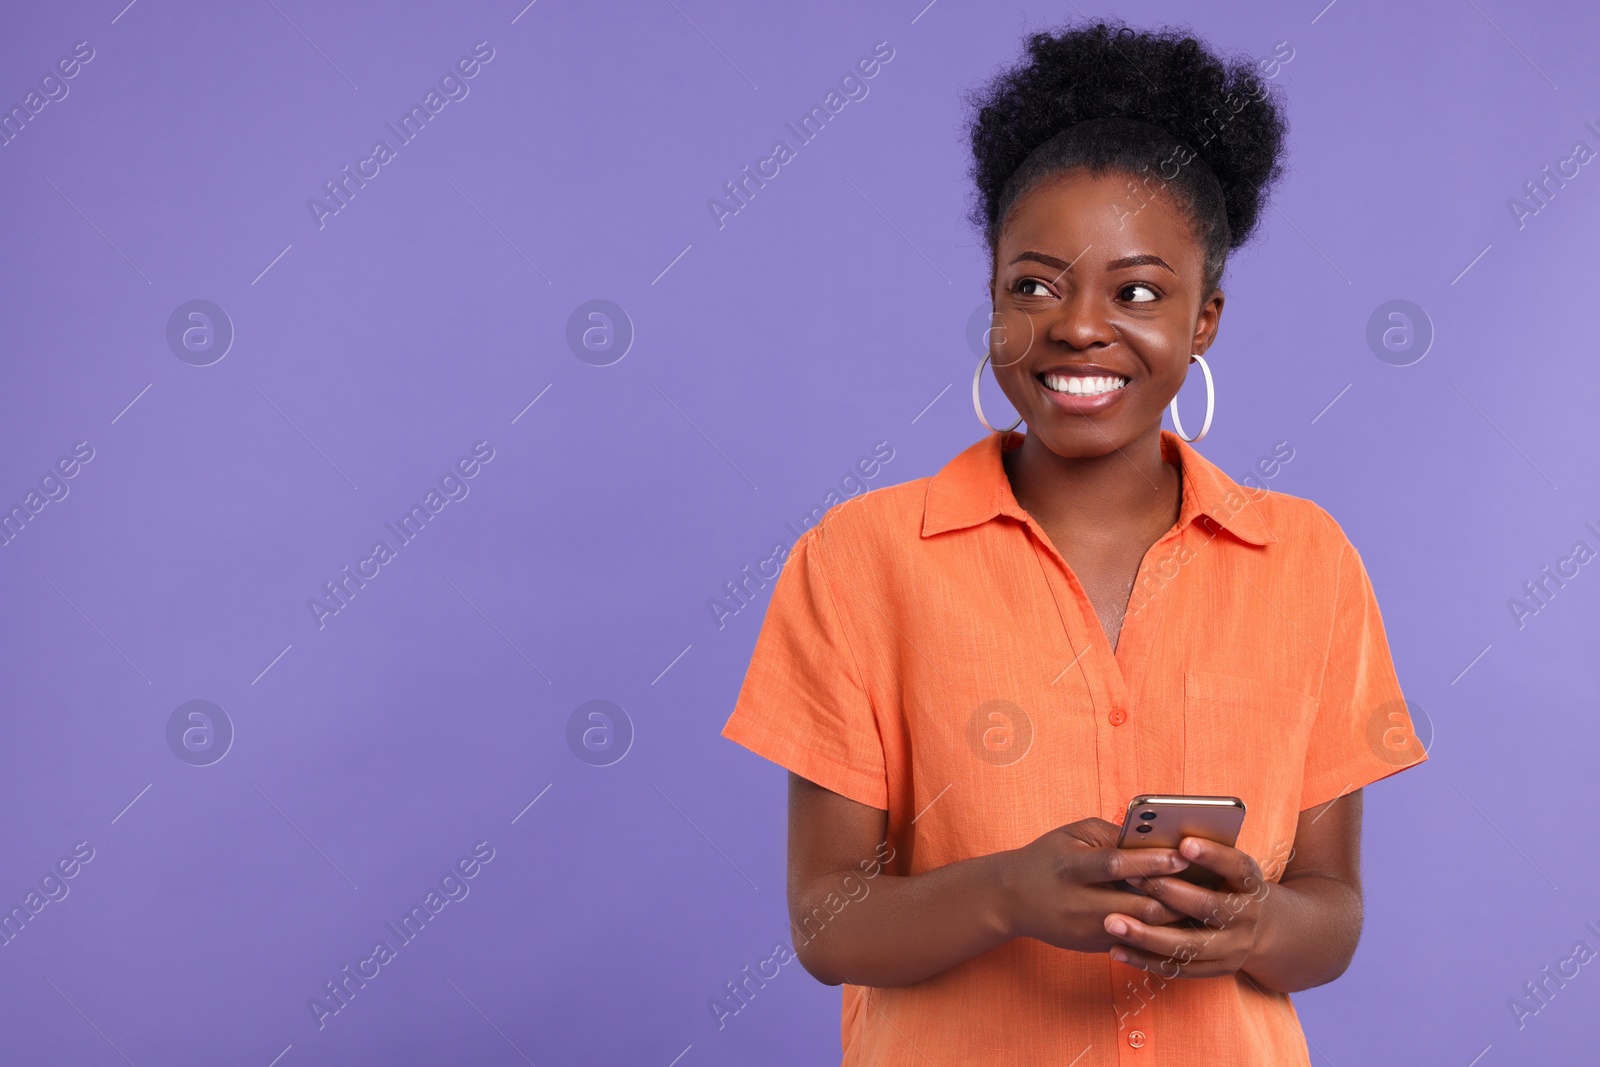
[1239, 873, 1362, 993]
[791, 850, 1016, 988]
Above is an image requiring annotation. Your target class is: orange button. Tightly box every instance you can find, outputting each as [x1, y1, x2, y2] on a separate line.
[1128, 1029, 1147, 1048]
[1108, 709, 1127, 726]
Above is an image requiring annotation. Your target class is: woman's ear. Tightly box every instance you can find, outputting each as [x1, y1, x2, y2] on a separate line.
[1193, 287, 1226, 356]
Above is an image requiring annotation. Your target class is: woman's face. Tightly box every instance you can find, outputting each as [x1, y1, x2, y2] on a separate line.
[987, 167, 1224, 457]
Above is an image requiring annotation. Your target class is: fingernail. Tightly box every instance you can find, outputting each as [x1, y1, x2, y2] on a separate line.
[1128, 876, 1147, 889]
[1181, 839, 1203, 858]
[1107, 918, 1127, 936]
[1110, 948, 1127, 963]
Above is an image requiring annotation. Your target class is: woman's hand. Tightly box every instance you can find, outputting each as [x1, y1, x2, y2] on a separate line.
[999, 818, 1194, 953]
[1100, 835, 1274, 978]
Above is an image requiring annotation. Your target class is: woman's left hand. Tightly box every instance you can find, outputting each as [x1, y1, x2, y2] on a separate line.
[1100, 836, 1275, 979]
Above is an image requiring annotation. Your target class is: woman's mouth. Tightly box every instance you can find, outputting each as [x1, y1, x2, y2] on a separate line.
[1040, 373, 1128, 397]
[1035, 370, 1131, 414]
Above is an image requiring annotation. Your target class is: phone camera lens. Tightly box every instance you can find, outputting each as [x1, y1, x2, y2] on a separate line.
[1135, 824, 1152, 834]
[1139, 811, 1157, 820]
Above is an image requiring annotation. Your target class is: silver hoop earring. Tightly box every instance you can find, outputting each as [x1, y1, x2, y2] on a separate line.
[1168, 353, 1215, 442]
[972, 351, 1023, 434]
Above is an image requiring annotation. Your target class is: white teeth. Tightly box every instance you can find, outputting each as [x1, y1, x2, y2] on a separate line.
[1042, 373, 1128, 397]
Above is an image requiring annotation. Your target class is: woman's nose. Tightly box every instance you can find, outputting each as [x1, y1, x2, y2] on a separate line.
[1047, 289, 1116, 349]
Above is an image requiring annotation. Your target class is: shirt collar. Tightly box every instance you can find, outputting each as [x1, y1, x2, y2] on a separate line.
[921, 429, 1279, 546]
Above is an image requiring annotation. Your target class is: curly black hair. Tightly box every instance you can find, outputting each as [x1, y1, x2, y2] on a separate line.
[965, 19, 1288, 294]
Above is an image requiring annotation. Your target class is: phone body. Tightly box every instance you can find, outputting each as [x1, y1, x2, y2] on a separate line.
[1116, 794, 1246, 889]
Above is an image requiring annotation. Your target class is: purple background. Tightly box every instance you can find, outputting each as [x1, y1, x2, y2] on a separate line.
[1, 0, 1596, 1063]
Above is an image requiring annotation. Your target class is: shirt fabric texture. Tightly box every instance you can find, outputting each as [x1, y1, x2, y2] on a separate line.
[721, 428, 1428, 1067]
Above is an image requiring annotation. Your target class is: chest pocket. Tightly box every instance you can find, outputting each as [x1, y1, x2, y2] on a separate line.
[1181, 670, 1319, 877]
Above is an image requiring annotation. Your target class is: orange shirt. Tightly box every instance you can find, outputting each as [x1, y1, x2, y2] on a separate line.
[721, 428, 1428, 1066]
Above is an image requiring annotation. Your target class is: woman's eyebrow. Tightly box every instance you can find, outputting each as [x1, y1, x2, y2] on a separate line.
[1008, 249, 1176, 276]
[1105, 253, 1177, 275]
[1008, 246, 1093, 281]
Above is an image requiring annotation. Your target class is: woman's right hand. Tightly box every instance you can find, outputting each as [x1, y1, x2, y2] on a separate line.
[999, 817, 1192, 953]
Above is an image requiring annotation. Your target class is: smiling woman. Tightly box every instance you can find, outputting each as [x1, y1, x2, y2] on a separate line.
[720, 17, 1428, 1067]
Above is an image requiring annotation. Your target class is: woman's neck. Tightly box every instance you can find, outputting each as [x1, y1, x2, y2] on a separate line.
[1001, 424, 1181, 545]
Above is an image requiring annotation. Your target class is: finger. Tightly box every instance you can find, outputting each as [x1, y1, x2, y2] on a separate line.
[1098, 887, 1188, 928]
[1103, 911, 1248, 975]
[1135, 873, 1263, 931]
[1066, 818, 1124, 848]
[1097, 846, 1189, 883]
[1102, 912, 1202, 961]
[1125, 875, 1227, 924]
[1178, 838, 1264, 893]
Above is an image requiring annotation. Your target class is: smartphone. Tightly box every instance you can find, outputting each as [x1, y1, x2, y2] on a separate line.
[1116, 794, 1246, 889]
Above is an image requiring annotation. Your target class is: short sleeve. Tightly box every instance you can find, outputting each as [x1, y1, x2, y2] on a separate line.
[719, 525, 889, 810]
[1299, 535, 1428, 812]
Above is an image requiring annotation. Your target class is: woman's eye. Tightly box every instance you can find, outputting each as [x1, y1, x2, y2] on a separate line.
[1122, 284, 1158, 303]
[1015, 279, 1052, 297]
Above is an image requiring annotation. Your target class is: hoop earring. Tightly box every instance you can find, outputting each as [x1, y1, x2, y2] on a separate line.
[1168, 353, 1215, 442]
[972, 351, 1023, 434]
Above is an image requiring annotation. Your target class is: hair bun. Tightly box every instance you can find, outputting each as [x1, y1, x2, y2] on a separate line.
[965, 19, 1289, 281]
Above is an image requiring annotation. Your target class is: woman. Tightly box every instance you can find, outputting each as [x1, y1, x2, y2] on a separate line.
[720, 19, 1427, 1066]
